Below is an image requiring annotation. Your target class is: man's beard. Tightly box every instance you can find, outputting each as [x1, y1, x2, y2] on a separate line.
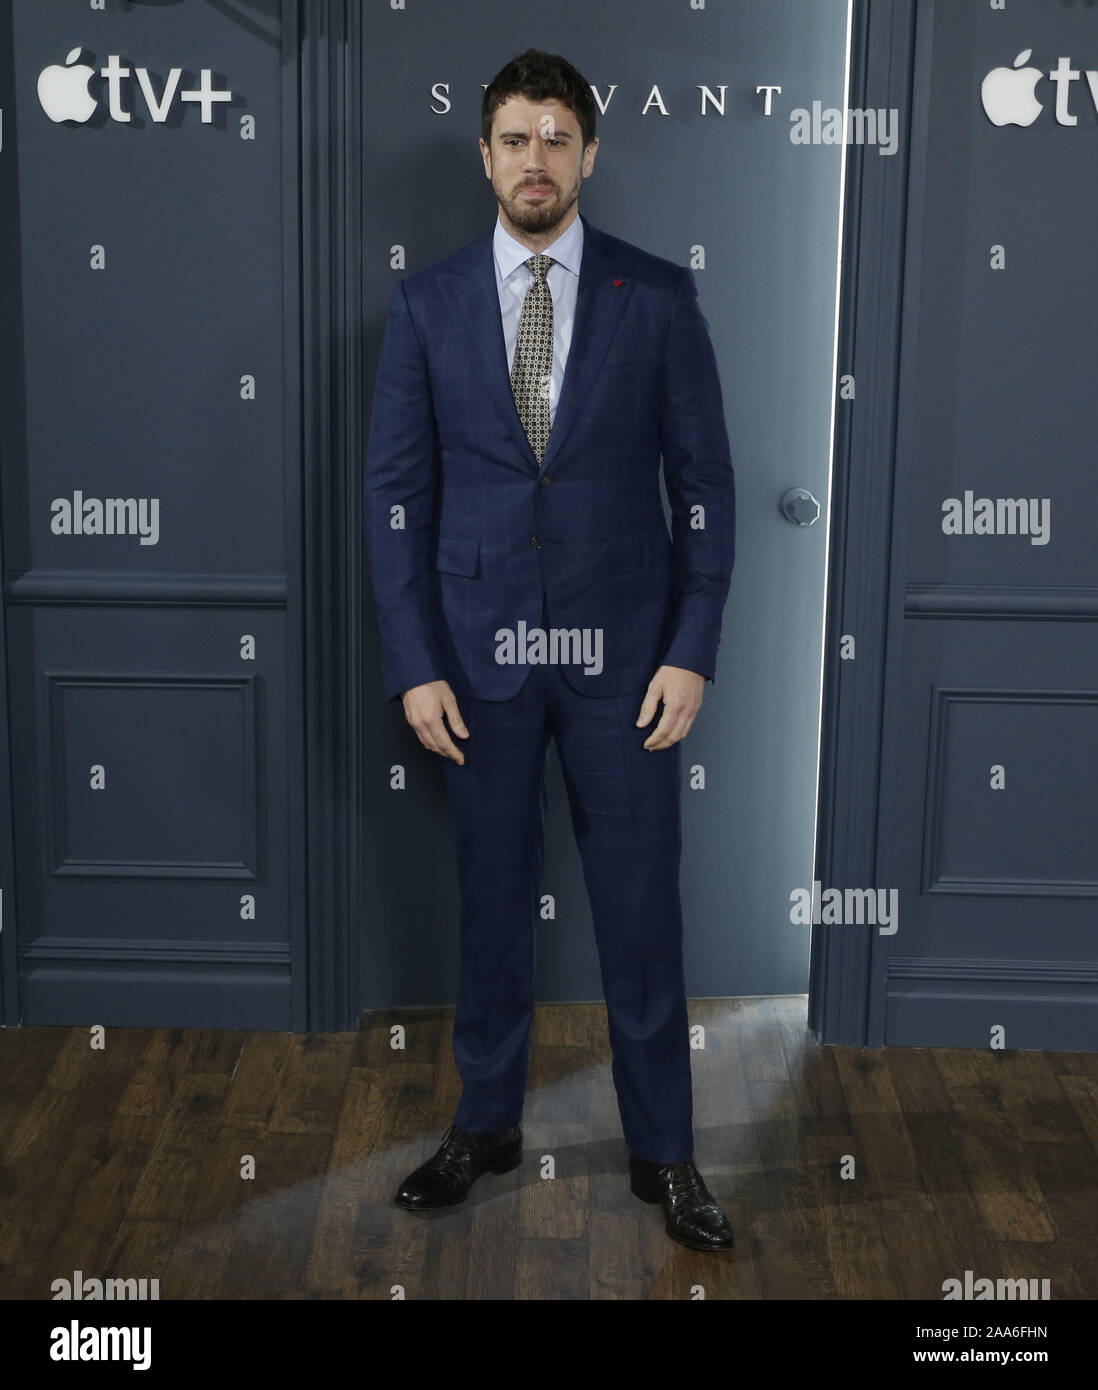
[497, 174, 580, 233]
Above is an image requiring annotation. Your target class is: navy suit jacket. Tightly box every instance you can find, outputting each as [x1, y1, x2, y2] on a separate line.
[364, 212, 735, 703]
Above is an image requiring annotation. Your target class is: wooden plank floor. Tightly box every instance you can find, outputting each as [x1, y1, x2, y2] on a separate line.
[1, 997, 1096, 1299]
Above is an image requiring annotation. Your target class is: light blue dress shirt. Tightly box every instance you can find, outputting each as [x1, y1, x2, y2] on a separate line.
[492, 213, 583, 428]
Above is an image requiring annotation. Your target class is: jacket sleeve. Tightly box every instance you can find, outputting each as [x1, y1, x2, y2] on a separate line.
[656, 266, 736, 684]
[363, 278, 449, 702]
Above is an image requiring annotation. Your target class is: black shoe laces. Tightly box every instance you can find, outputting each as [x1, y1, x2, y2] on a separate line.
[658, 1160, 707, 1204]
[433, 1124, 472, 1185]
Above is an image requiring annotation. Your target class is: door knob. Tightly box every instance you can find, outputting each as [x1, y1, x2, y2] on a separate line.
[779, 488, 822, 526]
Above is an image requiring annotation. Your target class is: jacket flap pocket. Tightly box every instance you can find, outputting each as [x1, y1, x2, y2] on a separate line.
[432, 533, 480, 577]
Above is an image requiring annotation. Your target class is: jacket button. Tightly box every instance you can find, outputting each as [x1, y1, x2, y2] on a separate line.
[538, 475, 551, 486]
[530, 536, 541, 548]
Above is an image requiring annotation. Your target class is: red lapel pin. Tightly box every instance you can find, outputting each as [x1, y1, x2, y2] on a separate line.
[612, 279, 624, 286]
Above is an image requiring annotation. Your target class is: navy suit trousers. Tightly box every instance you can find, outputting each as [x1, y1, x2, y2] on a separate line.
[441, 651, 695, 1166]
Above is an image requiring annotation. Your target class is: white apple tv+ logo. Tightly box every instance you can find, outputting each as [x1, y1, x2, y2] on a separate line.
[981, 48, 1044, 126]
[36, 47, 233, 125]
[980, 47, 1098, 128]
[37, 47, 97, 124]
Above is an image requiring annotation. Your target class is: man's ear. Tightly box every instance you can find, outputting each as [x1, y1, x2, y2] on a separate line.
[582, 137, 599, 178]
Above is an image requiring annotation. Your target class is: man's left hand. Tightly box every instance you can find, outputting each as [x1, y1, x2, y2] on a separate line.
[635, 665, 706, 750]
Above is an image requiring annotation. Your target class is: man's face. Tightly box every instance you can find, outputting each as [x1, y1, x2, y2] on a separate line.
[480, 94, 598, 236]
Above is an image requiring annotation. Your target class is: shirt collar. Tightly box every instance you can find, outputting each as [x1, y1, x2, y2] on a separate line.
[493, 211, 583, 283]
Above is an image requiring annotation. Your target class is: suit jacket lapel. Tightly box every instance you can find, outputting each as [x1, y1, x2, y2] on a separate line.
[437, 212, 637, 475]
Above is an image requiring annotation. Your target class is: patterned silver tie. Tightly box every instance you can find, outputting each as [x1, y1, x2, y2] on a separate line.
[510, 253, 555, 465]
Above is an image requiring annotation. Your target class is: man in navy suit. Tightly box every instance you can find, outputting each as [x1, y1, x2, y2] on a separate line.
[364, 49, 736, 1252]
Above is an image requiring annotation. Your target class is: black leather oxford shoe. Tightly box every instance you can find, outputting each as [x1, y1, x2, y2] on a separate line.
[629, 1155, 735, 1252]
[394, 1123, 523, 1210]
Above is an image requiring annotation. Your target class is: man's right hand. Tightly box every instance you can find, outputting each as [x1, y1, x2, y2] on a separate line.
[400, 680, 469, 764]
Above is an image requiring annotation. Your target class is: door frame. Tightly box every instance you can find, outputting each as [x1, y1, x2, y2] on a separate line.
[810, 0, 926, 1045]
[299, 0, 367, 1030]
[297, 0, 926, 1034]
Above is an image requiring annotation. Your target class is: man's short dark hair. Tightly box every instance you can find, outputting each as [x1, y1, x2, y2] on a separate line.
[482, 49, 597, 150]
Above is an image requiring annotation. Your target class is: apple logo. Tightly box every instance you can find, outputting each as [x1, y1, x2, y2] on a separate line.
[37, 47, 97, 124]
[981, 48, 1044, 127]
